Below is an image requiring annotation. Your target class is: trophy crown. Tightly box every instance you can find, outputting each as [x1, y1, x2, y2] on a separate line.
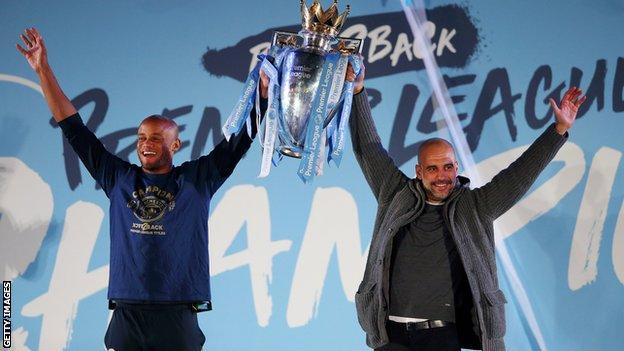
[300, 0, 350, 37]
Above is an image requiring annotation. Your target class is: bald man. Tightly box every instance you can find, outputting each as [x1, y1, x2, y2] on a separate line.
[17, 28, 268, 350]
[346, 63, 585, 351]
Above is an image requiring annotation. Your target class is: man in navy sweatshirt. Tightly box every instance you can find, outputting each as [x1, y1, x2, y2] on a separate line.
[17, 27, 268, 351]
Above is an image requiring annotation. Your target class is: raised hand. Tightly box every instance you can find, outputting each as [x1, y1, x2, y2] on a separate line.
[549, 87, 586, 135]
[16, 27, 48, 73]
[15, 28, 77, 121]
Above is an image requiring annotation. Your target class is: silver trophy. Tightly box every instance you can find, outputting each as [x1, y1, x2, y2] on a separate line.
[271, 0, 362, 158]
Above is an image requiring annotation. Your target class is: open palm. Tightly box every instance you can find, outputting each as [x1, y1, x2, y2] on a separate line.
[549, 87, 586, 133]
[16, 28, 48, 72]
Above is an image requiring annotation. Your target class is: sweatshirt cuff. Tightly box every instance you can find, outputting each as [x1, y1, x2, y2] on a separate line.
[353, 86, 367, 97]
[57, 113, 85, 137]
[547, 122, 569, 141]
[353, 88, 369, 109]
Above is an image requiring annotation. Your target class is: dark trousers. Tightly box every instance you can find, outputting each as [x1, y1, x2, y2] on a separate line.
[104, 302, 205, 351]
[374, 320, 461, 351]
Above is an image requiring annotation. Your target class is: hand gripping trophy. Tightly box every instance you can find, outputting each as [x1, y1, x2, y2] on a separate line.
[223, 0, 363, 182]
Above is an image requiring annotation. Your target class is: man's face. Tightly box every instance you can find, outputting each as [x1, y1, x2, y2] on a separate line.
[416, 142, 459, 202]
[136, 119, 180, 174]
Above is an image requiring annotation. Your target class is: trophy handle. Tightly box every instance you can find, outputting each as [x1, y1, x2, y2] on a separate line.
[272, 31, 302, 47]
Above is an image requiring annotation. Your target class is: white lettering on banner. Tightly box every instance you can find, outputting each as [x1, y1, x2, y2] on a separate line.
[0, 158, 53, 282]
[436, 28, 457, 56]
[390, 33, 413, 67]
[412, 21, 436, 59]
[367, 25, 393, 63]
[568, 147, 622, 290]
[340, 24, 368, 40]
[247, 22, 455, 72]
[613, 200, 624, 285]
[491, 143, 585, 240]
[342, 21, 441, 64]
[208, 185, 292, 327]
[286, 187, 368, 327]
[22, 201, 109, 351]
[390, 23, 436, 65]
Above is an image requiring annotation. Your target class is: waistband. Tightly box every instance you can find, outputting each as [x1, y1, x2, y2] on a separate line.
[387, 319, 454, 330]
[109, 300, 212, 312]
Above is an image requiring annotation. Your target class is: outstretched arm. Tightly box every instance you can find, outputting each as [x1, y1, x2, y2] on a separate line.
[473, 87, 586, 220]
[16, 28, 129, 194]
[16, 28, 76, 122]
[199, 73, 269, 195]
[346, 62, 407, 203]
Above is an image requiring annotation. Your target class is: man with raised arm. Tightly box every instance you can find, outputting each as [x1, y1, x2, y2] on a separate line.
[345, 62, 585, 351]
[16, 28, 268, 351]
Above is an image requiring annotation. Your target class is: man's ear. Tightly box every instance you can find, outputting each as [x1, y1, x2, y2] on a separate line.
[415, 164, 422, 179]
[171, 139, 181, 153]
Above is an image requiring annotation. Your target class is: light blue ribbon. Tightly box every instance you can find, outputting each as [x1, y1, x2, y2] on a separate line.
[258, 57, 281, 177]
[222, 62, 260, 141]
[327, 54, 361, 167]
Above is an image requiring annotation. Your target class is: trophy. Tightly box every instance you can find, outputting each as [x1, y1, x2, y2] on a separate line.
[223, 0, 363, 182]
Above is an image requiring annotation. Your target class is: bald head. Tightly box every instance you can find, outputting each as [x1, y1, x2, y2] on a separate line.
[140, 115, 179, 138]
[418, 138, 455, 164]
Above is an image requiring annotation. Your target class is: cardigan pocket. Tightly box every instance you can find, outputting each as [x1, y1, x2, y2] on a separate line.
[481, 289, 507, 338]
[355, 287, 380, 340]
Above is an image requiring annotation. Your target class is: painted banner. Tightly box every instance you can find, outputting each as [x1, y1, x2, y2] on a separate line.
[1, 1, 622, 350]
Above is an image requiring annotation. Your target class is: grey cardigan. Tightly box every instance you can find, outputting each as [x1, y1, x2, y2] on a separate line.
[350, 90, 567, 350]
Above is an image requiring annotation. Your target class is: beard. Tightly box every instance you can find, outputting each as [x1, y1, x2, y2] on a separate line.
[424, 178, 455, 201]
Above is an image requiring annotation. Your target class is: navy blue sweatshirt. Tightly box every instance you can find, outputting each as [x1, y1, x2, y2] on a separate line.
[58, 113, 258, 303]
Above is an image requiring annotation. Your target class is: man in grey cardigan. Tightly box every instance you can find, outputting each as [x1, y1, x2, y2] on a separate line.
[345, 63, 585, 350]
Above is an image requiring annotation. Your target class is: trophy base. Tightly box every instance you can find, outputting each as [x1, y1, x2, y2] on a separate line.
[280, 147, 302, 159]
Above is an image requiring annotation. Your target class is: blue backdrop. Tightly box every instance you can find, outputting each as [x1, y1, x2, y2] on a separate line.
[1, 1, 622, 350]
